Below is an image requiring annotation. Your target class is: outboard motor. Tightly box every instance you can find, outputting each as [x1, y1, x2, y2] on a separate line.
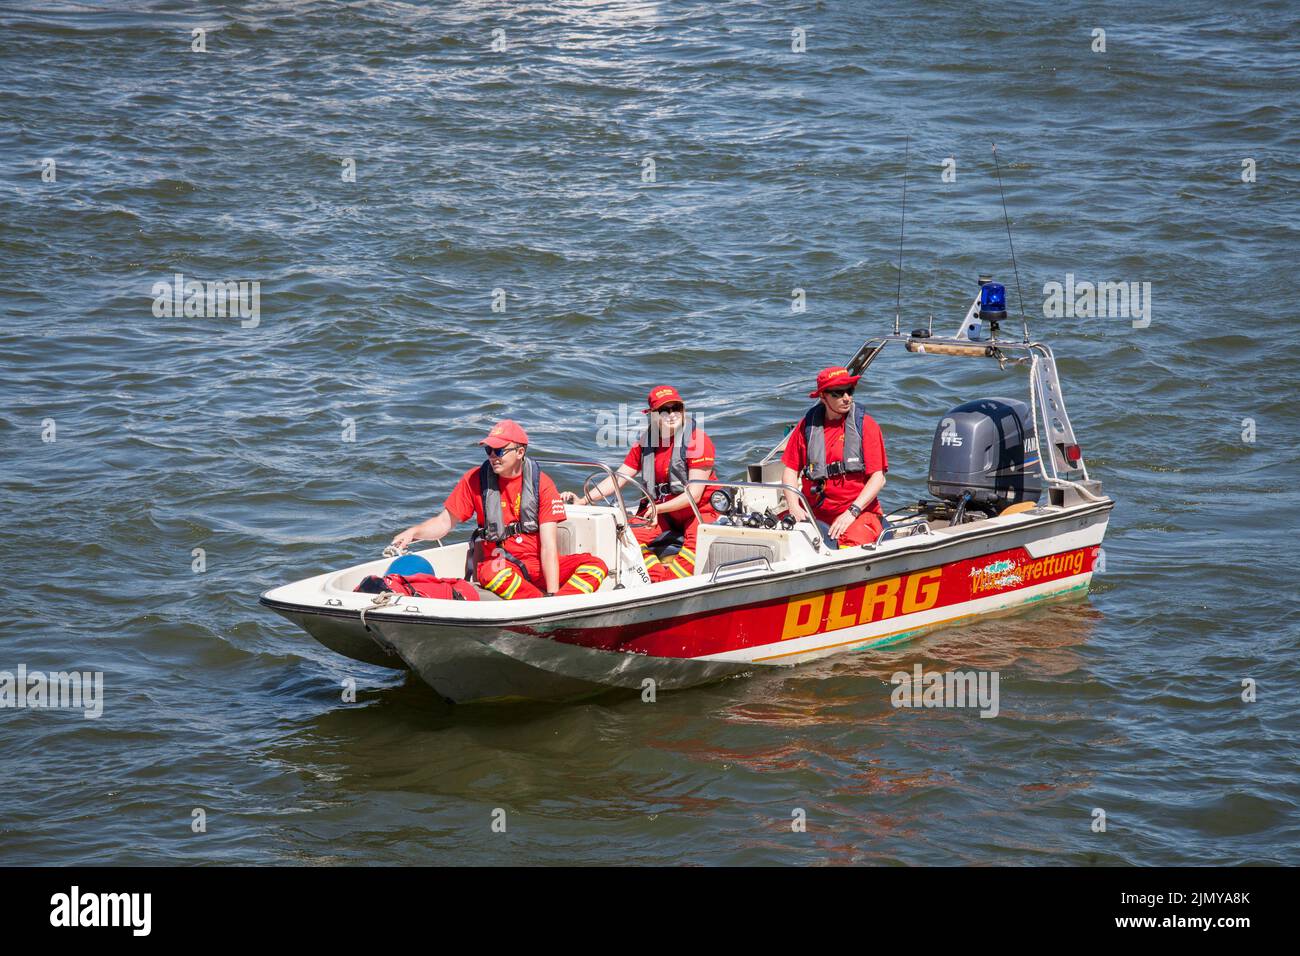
[927, 397, 1041, 512]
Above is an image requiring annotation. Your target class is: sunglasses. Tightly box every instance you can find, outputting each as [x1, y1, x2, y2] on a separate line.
[485, 444, 523, 458]
[656, 403, 685, 414]
[825, 388, 855, 398]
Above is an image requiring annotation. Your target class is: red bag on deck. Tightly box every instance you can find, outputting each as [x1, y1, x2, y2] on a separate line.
[381, 573, 479, 601]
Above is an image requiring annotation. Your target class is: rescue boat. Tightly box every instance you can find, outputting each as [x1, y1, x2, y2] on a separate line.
[260, 275, 1113, 703]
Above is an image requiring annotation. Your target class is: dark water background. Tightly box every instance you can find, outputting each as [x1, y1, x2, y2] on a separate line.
[1, 0, 1297, 864]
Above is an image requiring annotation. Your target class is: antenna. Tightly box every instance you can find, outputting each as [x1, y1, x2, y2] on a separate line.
[894, 134, 910, 336]
[991, 143, 1029, 343]
[928, 266, 937, 336]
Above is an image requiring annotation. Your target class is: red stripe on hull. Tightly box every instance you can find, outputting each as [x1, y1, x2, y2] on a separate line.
[514, 544, 1099, 659]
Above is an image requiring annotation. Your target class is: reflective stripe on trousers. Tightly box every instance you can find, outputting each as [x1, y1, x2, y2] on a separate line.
[476, 553, 608, 600]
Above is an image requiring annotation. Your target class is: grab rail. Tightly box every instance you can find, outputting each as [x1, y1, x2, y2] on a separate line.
[863, 518, 932, 550]
[709, 555, 773, 584]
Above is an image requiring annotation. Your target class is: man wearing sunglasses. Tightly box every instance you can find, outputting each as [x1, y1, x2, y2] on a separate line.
[562, 386, 719, 581]
[780, 367, 888, 547]
[390, 420, 608, 599]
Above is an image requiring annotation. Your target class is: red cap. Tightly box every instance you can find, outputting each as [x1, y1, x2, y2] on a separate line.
[643, 385, 684, 414]
[809, 367, 861, 397]
[478, 419, 529, 448]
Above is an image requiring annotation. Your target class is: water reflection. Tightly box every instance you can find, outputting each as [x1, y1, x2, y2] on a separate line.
[254, 596, 1108, 863]
[719, 595, 1103, 730]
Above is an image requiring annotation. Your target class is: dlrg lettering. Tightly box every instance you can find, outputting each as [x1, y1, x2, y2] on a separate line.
[781, 568, 942, 640]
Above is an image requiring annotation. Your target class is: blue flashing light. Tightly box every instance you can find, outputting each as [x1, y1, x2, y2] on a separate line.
[980, 282, 1007, 314]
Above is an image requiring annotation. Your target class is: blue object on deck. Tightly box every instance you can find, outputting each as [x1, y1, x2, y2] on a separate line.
[387, 554, 434, 576]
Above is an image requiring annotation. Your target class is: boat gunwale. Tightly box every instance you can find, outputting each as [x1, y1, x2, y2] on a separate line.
[259, 497, 1113, 630]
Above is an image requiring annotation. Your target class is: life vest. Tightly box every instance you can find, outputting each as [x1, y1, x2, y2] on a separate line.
[383, 573, 479, 600]
[355, 573, 480, 601]
[478, 456, 540, 542]
[800, 401, 868, 480]
[640, 413, 699, 501]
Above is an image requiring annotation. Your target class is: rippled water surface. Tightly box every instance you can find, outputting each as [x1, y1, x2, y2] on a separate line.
[1, 0, 1297, 865]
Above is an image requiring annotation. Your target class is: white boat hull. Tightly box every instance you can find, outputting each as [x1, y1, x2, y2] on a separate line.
[262, 499, 1113, 703]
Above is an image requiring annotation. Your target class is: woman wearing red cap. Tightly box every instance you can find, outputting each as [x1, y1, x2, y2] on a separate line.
[562, 386, 719, 581]
[780, 367, 888, 547]
[391, 420, 608, 599]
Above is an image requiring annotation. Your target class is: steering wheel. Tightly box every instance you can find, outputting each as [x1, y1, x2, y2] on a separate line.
[582, 472, 622, 510]
[622, 475, 660, 530]
[582, 470, 655, 530]
[579, 472, 660, 530]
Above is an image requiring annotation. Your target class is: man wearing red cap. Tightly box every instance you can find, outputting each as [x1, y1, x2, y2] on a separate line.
[781, 367, 888, 547]
[562, 386, 719, 581]
[391, 420, 608, 599]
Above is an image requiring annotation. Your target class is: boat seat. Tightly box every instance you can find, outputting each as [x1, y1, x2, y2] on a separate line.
[647, 526, 686, 558]
[454, 513, 618, 596]
[556, 509, 619, 565]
